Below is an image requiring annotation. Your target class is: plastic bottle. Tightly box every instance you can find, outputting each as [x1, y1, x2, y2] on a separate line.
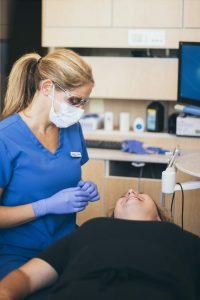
[146, 101, 164, 132]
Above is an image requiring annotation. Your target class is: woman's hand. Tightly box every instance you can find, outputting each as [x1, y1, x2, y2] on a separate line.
[77, 180, 100, 201]
[32, 187, 91, 217]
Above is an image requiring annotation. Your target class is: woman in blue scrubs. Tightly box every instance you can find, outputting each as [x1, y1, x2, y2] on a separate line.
[0, 48, 100, 279]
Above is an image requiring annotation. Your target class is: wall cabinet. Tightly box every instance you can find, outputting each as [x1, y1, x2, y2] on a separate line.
[42, 0, 200, 101]
[184, 0, 200, 27]
[84, 56, 178, 100]
[44, 0, 112, 28]
[42, 0, 200, 48]
[112, 0, 182, 28]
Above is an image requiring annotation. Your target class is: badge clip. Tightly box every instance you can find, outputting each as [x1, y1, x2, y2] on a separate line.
[70, 152, 82, 158]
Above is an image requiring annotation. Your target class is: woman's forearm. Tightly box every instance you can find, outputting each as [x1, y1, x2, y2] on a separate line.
[0, 269, 31, 300]
[0, 204, 36, 228]
[0, 258, 58, 299]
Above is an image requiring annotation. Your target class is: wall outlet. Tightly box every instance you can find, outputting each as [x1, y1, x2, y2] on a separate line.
[128, 29, 166, 47]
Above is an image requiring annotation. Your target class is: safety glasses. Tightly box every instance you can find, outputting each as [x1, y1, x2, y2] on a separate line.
[54, 81, 90, 107]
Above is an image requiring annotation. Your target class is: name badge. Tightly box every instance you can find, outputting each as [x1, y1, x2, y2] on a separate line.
[70, 152, 82, 158]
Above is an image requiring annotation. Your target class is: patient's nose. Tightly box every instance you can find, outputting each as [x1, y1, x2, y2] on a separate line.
[127, 189, 138, 195]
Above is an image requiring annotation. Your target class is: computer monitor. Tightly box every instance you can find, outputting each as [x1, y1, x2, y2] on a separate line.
[177, 41, 200, 108]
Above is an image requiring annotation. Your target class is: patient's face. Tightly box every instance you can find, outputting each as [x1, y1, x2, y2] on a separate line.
[114, 189, 161, 221]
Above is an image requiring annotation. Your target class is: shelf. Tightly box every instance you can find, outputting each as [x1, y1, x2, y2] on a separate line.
[84, 129, 174, 139]
[84, 129, 200, 153]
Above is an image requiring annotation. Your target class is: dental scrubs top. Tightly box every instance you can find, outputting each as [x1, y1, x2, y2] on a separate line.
[0, 113, 88, 277]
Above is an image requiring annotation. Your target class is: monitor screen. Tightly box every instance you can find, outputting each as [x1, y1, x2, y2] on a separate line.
[178, 41, 200, 108]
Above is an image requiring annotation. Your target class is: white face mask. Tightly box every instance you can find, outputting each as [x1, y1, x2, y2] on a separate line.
[49, 85, 84, 128]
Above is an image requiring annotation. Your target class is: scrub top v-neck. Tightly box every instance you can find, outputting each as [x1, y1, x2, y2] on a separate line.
[18, 112, 64, 158]
[0, 113, 89, 254]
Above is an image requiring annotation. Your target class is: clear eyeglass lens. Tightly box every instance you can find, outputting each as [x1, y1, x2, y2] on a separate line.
[65, 95, 89, 106]
[54, 82, 89, 106]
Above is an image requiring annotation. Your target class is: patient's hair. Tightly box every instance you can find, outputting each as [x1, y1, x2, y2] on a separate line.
[153, 201, 171, 222]
[107, 196, 171, 222]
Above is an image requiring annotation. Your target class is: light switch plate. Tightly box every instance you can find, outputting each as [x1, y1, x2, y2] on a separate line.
[128, 29, 166, 47]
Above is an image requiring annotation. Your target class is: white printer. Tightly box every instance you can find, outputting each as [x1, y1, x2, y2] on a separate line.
[176, 114, 200, 137]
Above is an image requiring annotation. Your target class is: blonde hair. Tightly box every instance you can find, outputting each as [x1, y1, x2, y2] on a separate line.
[153, 201, 172, 222]
[2, 49, 94, 118]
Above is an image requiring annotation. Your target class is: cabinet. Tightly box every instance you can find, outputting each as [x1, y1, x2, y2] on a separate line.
[84, 56, 178, 100]
[44, 0, 111, 27]
[42, 0, 200, 48]
[42, 0, 200, 101]
[184, 0, 200, 27]
[113, 0, 182, 28]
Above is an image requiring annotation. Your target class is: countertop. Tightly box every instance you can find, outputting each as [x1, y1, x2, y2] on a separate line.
[84, 129, 200, 164]
[175, 152, 200, 177]
[87, 148, 171, 164]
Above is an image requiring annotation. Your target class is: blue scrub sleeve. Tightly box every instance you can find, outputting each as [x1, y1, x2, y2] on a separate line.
[0, 140, 13, 189]
[78, 123, 89, 165]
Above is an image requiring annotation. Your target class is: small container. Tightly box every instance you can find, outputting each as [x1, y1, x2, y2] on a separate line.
[104, 112, 114, 131]
[119, 112, 130, 131]
[146, 101, 164, 132]
[133, 117, 145, 132]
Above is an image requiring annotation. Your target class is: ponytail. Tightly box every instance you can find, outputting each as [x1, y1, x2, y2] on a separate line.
[2, 48, 94, 119]
[2, 53, 41, 118]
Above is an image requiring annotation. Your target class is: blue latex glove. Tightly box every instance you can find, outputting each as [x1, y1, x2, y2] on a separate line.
[77, 180, 100, 201]
[122, 140, 148, 154]
[32, 187, 90, 217]
[146, 146, 168, 155]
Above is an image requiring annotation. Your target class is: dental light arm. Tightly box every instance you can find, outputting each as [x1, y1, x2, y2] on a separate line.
[161, 146, 181, 194]
[162, 146, 200, 194]
[174, 181, 200, 191]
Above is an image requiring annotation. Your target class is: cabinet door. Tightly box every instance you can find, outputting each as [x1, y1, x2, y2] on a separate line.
[139, 179, 162, 205]
[113, 0, 182, 28]
[44, 0, 112, 27]
[184, 0, 200, 27]
[86, 56, 178, 101]
[76, 159, 105, 225]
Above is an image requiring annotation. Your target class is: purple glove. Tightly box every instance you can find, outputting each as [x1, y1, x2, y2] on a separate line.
[122, 140, 148, 154]
[32, 187, 90, 217]
[77, 180, 100, 202]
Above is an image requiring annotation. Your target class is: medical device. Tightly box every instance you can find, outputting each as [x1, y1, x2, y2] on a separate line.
[176, 114, 200, 137]
[161, 147, 200, 228]
[161, 146, 180, 194]
[161, 146, 200, 195]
